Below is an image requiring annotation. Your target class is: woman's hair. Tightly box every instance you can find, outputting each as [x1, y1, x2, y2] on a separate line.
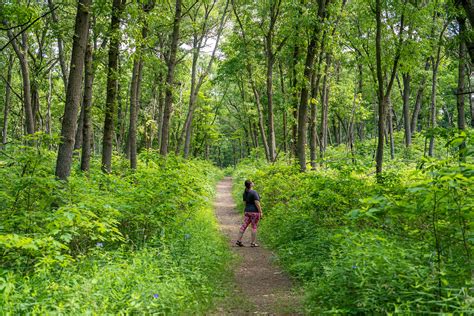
[244, 180, 252, 189]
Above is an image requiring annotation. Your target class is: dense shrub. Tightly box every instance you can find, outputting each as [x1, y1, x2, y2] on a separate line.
[0, 138, 231, 314]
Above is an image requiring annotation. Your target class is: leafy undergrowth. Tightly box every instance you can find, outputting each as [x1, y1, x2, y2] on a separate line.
[232, 131, 473, 314]
[0, 138, 231, 314]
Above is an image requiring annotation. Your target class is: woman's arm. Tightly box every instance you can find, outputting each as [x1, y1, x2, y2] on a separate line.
[255, 200, 263, 218]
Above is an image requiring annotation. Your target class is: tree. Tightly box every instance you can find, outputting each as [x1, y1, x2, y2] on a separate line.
[55, 0, 91, 180]
[178, 0, 229, 159]
[129, 1, 155, 169]
[102, 0, 126, 173]
[160, 0, 182, 156]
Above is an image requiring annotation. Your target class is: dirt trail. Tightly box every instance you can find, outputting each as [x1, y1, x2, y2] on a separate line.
[212, 177, 303, 315]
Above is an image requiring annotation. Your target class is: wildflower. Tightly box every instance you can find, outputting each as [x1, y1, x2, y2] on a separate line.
[184, 234, 191, 240]
[153, 293, 159, 299]
[96, 242, 104, 248]
[352, 265, 357, 269]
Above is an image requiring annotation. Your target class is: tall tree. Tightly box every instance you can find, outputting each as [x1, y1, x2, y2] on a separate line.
[456, 16, 467, 158]
[297, 0, 327, 172]
[102, 0, 126, 172]
[2, 54, 13, 147]
[179, 0, 229, 159]
[160, 0, 182, 156]
[80, 41, 94, 172]
[47, 0, 68, 91]
[55, 0, 91, 180]
[263, 0, 285, 162]
[129, 1, 155, 169]
[5, 30, 34, 135]
[375, 0, 405, 176]
[402, 73, 411, 146]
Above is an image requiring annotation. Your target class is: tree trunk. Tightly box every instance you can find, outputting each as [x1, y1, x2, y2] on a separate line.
[457, 17, 467, 158]
[183, 0, 228, 158]
[2, 54, 13, 147]
[297, 36, 317, 172]
[266, 46, 276, 162]
[309, 46, 325, 169]
[410, 60, 430, 133]
[402, 73, 411, 147]
[7, 31, 34, 135]
[102, 0, 125, 172]
[375, 0, 385, 175]
[375, 0, 404, 175]
[129, 60, 140, 169]
[46, 69, 52, 139]
[319, 54, 330, 159]
[55, 0, 91, 180]
[460, 0, 474, 64]
[156, 70, 164, 150]
[297, 0, 326, 172]
[48, 0, 68, 91]
[278, 62, 287, 154]
[309, 73, 318, 169]
[428, 54, 441, 157]
[387, 95, 395, 159]
[469, 65, 474, 128]
[348, 62, 362, 162]
[160, 0, 182, 156]
[291, 42, 299, 158]
[74, 97, 85, 150]
[249, 73, 271, 161]
[81, 42, 94, 172]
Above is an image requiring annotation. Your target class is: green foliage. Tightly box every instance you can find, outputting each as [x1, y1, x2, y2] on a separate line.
[0, 141, 230, 313]
[232, 132, 473, 313]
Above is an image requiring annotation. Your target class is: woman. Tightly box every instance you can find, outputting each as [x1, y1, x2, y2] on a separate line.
[236, 180, 263, 247]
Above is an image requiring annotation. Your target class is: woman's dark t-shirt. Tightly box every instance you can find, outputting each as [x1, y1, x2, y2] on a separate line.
[243, 189, 260, 212]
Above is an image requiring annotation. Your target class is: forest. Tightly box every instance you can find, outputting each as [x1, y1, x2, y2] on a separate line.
[0, 0, 473, 314]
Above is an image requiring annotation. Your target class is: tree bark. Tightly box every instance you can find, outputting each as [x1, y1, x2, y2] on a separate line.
[457, 17, 467, 158]
[81, 42, 94, 172]
[249, 71, 271, 161]
[375, 0, 385, 175]
[459, 0, 474, 64]
[102, 0, 125, 172]
[297, 35, 318, 172]
[387, 95, 395, 159]
[46, 69, 52, 138]
[297, 0, 326, 172]
[428, 49, 442, 157]
[469, 65, 474, 128]
[55, 0, 91, 180]
[2, 54, 13, 147]
[74, 96, 85, 150]
[129, 60, 140, 169]
[319, 54, 330, 159]
[410, 59, 430, 133]
[402, 73, 411, 147]
[160, 0, 182, 156]
[7, 31, 34, 135]
[278, 61, 287, 154]
[375, 1, 404, 176]
[264, 0, 283, 162]
[48, 0, 68, 91]
[128, 1, 154, 168]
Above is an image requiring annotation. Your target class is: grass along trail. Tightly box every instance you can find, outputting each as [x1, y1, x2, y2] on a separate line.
[212, 177, 303, 315]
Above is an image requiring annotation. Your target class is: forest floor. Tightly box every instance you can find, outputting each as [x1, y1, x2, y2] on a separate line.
[211, 177, 304, 315]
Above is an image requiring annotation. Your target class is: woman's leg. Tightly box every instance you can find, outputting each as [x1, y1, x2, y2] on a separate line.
[237, 213, 251, 242]
[250, 213, 260, 244]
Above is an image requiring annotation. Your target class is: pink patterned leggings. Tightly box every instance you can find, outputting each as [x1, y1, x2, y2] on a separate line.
[239, 212, 261, 233]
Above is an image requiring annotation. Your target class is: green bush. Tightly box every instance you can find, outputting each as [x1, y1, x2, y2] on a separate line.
[0, 139, 231, 313]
